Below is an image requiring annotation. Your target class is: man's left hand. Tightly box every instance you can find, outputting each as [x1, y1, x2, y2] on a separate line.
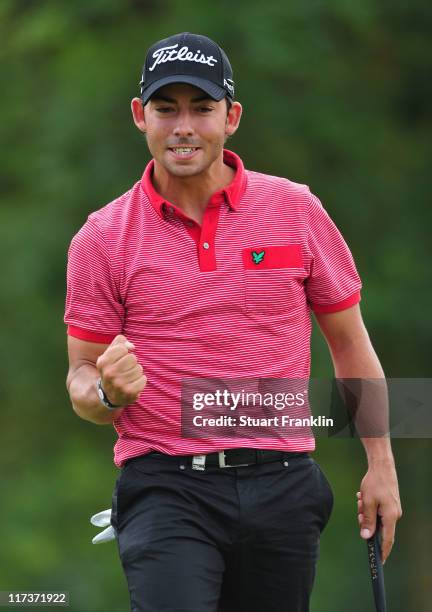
[356, 459, 402, 564]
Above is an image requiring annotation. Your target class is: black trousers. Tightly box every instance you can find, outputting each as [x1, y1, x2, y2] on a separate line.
[110, 452, 334, 612]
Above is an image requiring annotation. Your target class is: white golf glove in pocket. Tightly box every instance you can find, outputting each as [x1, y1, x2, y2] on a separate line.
[90, 509, 116, 544]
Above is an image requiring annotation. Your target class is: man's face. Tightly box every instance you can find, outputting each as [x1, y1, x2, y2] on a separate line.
[132, 83, 242, 178]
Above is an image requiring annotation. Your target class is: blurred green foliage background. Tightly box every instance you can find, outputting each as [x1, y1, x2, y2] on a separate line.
[1, 0, 431, 610]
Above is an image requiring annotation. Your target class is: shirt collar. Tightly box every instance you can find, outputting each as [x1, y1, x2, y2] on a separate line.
[140, 149, 247, 219]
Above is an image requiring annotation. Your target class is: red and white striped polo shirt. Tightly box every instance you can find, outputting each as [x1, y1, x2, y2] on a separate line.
[65, 149, 362, 467]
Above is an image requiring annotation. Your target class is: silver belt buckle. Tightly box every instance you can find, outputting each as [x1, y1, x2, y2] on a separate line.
[218, 451, 251, 468]
[218, 451, 229, 468]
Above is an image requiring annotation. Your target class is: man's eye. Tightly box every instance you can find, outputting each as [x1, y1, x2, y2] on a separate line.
[198, 107, 213, 112]
[156, 107, 174, 113]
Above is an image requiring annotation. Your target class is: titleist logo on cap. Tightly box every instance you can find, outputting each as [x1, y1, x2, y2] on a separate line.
[139, 33, 235, 105]
[149, 44, 218, 72]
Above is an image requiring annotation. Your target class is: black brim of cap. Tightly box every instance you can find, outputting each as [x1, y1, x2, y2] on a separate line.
[140, 75, 227, 105]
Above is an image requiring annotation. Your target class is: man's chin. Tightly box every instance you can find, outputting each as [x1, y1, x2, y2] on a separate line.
[163, 160, 204, 178]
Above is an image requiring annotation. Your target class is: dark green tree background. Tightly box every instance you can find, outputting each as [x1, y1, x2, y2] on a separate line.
[1, 1, 431, 610]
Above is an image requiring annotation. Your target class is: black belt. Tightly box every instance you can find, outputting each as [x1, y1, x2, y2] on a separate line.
[129, 449, 309, 469]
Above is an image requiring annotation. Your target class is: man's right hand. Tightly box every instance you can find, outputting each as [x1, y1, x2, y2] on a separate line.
[95, 335, 147, 407]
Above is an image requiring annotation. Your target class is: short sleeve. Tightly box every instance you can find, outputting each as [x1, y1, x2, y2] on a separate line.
[64, 217, 124, 343]
[305, 192, 362, 313]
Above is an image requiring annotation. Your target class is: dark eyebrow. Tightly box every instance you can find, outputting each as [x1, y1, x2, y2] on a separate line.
[151, 94, 215, 104]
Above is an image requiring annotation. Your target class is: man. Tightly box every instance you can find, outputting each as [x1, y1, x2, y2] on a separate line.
[65, 32, 401, 612]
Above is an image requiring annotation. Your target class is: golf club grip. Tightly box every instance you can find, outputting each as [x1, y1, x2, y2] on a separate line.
[367, 517, 387, 612]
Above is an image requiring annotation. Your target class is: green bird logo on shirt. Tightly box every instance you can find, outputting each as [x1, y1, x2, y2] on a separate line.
[251, 250, 265, 265]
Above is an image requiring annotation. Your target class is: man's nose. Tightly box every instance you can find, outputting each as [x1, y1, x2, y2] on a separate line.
[173, 111, 194, 137]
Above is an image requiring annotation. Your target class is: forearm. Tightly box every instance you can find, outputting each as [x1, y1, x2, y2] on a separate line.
[66, 363, 124, 425]
[329, 336, 394, 465]
[317, 307, 401, 555]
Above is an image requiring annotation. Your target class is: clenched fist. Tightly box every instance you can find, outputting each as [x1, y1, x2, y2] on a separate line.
[96, 335, 147, 407]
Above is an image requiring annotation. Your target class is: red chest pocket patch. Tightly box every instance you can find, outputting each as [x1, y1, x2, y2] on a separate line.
[242, 245, 303, 270]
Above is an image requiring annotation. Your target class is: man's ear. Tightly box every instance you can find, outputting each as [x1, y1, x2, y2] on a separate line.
[225, 101, 242, 138]
[131, 97, 147, 133]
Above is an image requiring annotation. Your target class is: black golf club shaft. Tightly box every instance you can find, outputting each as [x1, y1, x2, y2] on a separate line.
[367, 515, 387, 612]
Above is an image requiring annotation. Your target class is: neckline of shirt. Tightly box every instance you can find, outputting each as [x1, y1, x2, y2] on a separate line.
[140, 149, 247, 219]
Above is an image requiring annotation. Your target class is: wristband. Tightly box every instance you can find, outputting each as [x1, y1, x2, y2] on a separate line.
[96, 377, 122, 411]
